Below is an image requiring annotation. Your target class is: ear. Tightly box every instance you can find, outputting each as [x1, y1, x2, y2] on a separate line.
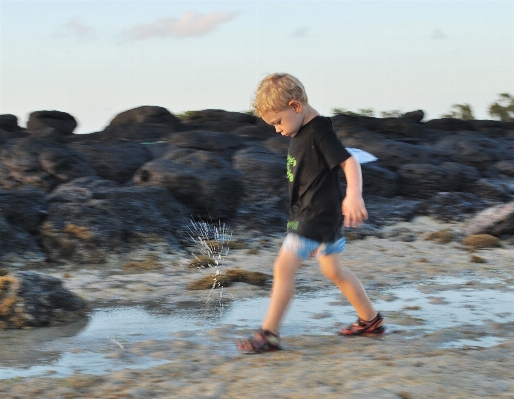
[288, 100, 303, 113]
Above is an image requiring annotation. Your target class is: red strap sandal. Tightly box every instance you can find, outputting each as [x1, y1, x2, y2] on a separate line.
[236, 329, 281, 354]
[340, 312, 386, 336]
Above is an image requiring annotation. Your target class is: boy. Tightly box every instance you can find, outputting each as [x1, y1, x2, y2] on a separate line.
[236, 73, 384, 353]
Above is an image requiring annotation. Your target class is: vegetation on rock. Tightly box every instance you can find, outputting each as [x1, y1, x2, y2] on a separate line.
[186, 269, 269, 290]
[462, 234, 501, 251]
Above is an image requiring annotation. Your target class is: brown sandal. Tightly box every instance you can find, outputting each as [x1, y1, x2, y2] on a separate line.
[339, 312, 386, 336]
[236, 329, 281, 354]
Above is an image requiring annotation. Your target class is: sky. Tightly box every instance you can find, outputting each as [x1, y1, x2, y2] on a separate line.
[1, 0, 513, 134]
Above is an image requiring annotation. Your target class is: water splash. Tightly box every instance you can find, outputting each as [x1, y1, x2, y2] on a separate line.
[107, 335, 126, 350]
[187, 218, 234, 325]
[187, 219, 232, 266]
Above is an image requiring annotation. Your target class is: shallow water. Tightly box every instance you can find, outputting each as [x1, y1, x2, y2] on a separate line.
[1, 276, 512, 379]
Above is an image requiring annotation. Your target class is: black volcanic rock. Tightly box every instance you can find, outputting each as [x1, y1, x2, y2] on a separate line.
[0, 114, 23, 132]
[1, 105, 513, 266]
[233, 147, 288, 209]
[94, 123, 177, 142]
[166, 130, 244, 161]
[109, 106, 180, 126]
[0, 139, 95, 191]
[467, 119, 514, 133]
[433, 135, 514, 171]
[41, 179, 189, 263]
[70, 142, 152, 183]
[360, 163, 399, 198]
[231, 125, 277, 142]
[475, 178, 513, 202]
[0, 271, 88, 330]
[134, 148, 243, 220]
[181, 109, 256, 124]
[331, 113, 379, 131]
[438, 162, 481, 192]
[179, 109, 257, 133]
[362, 140, 442, 171]
[493, 160, 514, 178]
[0, 187, 47, 233]
[397, 163, 459, 199]
[377, 118, 428, 140]
[0, 211, 46, 263]
[424, 118, 473, 131]
[27, 111, 77, 135]
[402, 110, 424, 123]
[421, 192, 490, 222]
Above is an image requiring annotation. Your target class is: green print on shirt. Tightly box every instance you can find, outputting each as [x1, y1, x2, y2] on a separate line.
[286, 154, 297, 182]
[287, 220, 299, 230]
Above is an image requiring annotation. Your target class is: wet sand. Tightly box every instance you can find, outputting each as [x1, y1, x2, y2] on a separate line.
[1, 217, 513, 398]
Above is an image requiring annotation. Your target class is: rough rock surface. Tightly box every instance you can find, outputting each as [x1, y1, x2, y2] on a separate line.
[0, 212, 46, 263]
[27, 111, 77, 135]
[134, 148, 244, 220]
[0, 138, 95, 191]
[41, 177, 190, 263]
[0, 270, 88, 330]
[0, 114, 23, 132]
[0, 105, 513, 265]
[232, 147, 289, 229]
[2, 105, 514, 334]
[70, 142, 152, 183]
[420, 192, 490, 222]
[0, 186, 48, 233]
[109, 105, 180, 126]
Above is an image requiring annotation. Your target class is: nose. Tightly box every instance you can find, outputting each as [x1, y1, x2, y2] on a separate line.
[275, 126, 282, 133]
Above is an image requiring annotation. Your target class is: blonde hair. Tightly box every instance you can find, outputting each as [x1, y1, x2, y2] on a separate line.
[252, 73, 308, 117]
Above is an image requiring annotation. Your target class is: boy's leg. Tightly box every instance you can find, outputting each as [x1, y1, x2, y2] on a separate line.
[318, 253, 379, 322]
[261, 248, 302, 335]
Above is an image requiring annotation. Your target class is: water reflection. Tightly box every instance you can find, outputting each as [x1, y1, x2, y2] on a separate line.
[1, 276, 512, 379]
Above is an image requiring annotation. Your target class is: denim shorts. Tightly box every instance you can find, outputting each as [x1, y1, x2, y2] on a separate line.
[282, 233, 346, 260]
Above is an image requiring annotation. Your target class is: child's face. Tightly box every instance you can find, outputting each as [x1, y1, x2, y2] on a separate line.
[261, 101, 304, 138]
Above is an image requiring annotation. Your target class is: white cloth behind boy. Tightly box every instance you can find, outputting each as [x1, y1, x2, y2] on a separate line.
[346, 148, 378, 164]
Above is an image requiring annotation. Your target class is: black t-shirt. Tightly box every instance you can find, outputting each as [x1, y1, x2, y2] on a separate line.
[286, 116, 351, 242]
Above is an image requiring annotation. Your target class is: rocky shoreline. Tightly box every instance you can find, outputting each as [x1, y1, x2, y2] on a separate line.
[1, 106, 514, 268]
[1, 106, 514, 397]
[0, 217, 513, 398]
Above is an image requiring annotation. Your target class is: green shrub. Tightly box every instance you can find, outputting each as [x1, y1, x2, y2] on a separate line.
[489, 93, 514, 121]
[332, 108, 375, 117]
[175, 110, 201, 121]
[441, 103, 475, 120]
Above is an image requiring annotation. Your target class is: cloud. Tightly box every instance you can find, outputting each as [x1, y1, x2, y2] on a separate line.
[53, 17, 94, 39]
[431, 29, 448, 40]
[292, 27, 309, 37]
[63, 17, 95, 37]
[119, 11, 237, 42]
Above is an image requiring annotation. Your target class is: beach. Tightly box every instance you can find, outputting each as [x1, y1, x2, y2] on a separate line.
[0, 217, 513, 399]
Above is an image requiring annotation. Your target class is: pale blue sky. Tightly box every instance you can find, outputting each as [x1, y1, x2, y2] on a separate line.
[1, 0, 513, 133]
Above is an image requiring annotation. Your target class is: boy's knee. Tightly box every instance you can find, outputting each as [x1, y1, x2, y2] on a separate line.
[320, 261, 348, 282]
[273, 251, 300, 276]
[321, 267, 341, 282]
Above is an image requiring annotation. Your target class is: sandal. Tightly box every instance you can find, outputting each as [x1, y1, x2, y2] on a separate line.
[236, 329, 281, 354]
[339, 312, 386, 336]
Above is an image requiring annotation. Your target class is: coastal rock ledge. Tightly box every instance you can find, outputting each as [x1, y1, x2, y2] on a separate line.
[1, 106, 513, 266]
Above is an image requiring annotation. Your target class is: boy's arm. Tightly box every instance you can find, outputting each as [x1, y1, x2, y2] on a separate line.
[340, 156, 368, 228]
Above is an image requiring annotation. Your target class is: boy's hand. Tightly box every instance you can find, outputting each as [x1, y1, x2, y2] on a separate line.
[340, 156, 368, 228]
[342, 194, 368, 228]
